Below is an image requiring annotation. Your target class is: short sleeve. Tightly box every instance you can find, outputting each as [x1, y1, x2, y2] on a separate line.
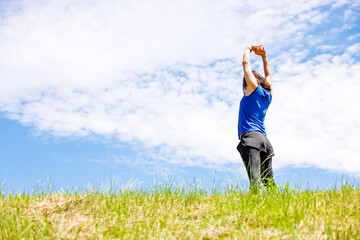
[256, 85, 272, 102]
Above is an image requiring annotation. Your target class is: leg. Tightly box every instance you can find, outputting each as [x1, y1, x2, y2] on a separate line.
[237, 143, 261, 190]
[260, 151, 275, 188]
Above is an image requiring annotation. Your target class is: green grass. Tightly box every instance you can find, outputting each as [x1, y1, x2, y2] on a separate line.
[1, 183, 359, 239]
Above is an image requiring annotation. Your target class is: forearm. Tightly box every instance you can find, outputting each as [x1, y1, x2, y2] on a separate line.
[262, 55, 271, 79]
[242, 47, 252, 70]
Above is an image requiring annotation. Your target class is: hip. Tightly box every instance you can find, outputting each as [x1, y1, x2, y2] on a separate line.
[238, 131, 274, 155]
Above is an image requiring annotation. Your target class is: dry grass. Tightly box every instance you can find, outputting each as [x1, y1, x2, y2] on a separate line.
[22, 193, 98, 239]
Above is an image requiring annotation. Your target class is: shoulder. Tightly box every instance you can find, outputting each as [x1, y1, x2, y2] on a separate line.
[256, 85, 272, 101]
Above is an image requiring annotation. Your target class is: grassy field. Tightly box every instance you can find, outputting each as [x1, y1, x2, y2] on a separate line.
[1, 183, 359, 239]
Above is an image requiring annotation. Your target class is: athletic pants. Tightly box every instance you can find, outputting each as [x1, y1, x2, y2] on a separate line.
[237, 131, 275, 189]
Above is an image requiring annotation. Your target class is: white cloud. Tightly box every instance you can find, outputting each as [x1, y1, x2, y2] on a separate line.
[316, 45, 338, 52]
[347, 33, 360, 41]
[269, 44, 360, 173]
[0, 0, 359, 174]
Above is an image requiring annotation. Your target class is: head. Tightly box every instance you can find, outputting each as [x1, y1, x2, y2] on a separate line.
[243, 71, 271, 94]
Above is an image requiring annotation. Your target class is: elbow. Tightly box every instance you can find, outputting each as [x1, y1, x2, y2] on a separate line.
[242, 60, 249, 66]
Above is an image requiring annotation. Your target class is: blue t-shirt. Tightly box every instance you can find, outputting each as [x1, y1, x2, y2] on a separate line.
[238, 85, 272, 138]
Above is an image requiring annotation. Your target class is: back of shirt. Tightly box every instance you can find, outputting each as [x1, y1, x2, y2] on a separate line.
[238, 85, 272, 137]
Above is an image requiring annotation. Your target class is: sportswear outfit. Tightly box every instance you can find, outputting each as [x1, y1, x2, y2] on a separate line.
[237, 85, 275, 188]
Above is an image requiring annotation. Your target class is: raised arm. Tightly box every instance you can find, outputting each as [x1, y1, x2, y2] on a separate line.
[253, 45, 273, 95]
[242, 46, 258, 95]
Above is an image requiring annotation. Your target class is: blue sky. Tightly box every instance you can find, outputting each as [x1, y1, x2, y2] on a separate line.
[1, 0, 360, 193]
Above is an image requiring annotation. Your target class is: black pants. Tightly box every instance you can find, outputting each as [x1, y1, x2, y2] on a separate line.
[237, 131, 275, 189]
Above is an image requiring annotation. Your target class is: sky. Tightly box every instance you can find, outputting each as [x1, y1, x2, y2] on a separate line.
[1, 0, 360, 193]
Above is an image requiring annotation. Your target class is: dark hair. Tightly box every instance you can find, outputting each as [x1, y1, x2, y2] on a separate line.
[242, 71, 271, 94]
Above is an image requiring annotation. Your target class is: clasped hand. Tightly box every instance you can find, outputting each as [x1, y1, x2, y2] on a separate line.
[251, 45, 266, 57]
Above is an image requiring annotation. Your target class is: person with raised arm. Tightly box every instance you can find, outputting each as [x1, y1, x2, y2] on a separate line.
[237, 45, 275, 190]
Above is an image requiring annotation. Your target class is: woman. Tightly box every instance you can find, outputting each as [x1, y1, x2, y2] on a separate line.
[237, 45, 275, 190]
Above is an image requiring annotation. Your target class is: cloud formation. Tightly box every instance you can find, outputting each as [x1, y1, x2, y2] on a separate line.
[0, 0, 359, 173]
